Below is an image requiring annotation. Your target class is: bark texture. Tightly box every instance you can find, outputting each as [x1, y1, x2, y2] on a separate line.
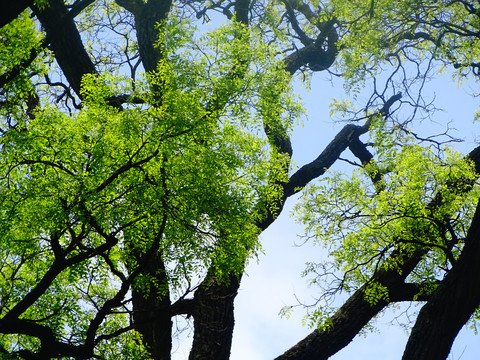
[131, 253, 172, 360]
[402, 198, 480, 360]
[0, 0, 33, 28]
[189, 275, 241, 360]
[32, 0, 98, 97]
[129, 0, 172, 74]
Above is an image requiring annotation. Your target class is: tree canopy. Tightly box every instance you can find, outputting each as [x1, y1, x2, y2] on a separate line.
[0, 0, 480, 359]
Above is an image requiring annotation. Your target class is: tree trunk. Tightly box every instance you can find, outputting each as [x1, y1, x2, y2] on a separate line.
[32, 0, 98, 97]
[131, 252, 173, 360]
[0, 0, 33, 28]
[189, 274, 241, 360]
[132, 0, 172, 74]
[402, 198, 480, 360]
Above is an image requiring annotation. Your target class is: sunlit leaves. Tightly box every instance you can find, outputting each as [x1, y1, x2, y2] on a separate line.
[295, 130, 479, 308]
[0, 12, 46, 123]
[0, 4, 307, 354]
[329, 0, 480, 88]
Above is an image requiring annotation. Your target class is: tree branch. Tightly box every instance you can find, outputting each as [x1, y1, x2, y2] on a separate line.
[275, 143, 480, 360]
[283, 19, 338, 74]
[0, 318, 92, 359]
[402, 197, 480, 360]
[348, 137, 385, 192]
[0, 0, 33, 28]
[68, 0, 97, 19]
[32, 0, 98, 97]
[0, 39, 47, 90]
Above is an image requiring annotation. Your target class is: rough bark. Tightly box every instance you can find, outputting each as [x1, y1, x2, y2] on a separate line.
[133, 2, 170, 74]
[115, 0, 172, 74]
[0, 0, 33, 28]
[189, 274, 241, 360]
[32, 0, 98, 97]
[401, 198, 480, 360]
[131, 253, 173, 360]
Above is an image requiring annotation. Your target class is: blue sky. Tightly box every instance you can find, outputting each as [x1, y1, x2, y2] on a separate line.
[228, 71, 480, 359]
[167, 16, 480, 359]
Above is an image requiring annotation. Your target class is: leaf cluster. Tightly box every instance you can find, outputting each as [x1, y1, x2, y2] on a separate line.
[295, 126, 479, 317]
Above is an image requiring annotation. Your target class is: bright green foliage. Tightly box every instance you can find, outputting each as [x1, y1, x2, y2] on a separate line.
[302, 306, 334, 332]
[364, 281, 390, 305]
[295, 120, 479, 325]
[321, 0, 480, 90]
[0, 14, 300, 356]
[0, 14, 42, 77]
[0, 13, 46, 116]
[2, 0, 480, 357]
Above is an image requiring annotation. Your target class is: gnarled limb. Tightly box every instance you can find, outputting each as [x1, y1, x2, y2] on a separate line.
[32, 0, 98, 97]
[275, 144, 480, 360]
[402, 197, 480, 360]
[0, 0, 33, 28]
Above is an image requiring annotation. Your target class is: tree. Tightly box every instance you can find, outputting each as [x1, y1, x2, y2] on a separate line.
[0, 1, 479, 360]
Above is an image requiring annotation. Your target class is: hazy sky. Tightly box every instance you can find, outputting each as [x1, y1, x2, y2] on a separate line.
[229, 71, 480, 360]
[167, 16, 480, 358]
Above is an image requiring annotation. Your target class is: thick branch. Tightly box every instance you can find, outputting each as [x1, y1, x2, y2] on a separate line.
[285, 92, 401, 198]
[32, 0, 98, 97]
[171, 298, 195, 316]
[276, 143, 480, 360]
[283, 20, 338, 74]
[68, 0, 97, 19]
[281, 0, 318, 27]
[115, 0, 144, 15]
[348, 137, 384, 192]
[275, 245, 426, 360]
[284, 2, 314, 46]
[256, 93, 401, 238]
[130, 251, 172, 360]
[234, 0, 250, 25]
[0, 0, 33, 28]
[0, 318, 92, 359]
[285, 124, 366, 197]
[126, 0, 173, 74]
[402, 198, 480, 360]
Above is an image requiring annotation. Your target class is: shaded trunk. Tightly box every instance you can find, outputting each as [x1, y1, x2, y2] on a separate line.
[132, 0, 172, 74]
[131, 252, 173, 360]
[402, 198, 480, 360]
[33, 0, 98, 97]
[0, 0, 33, 28]
[189, 274, 241, 360]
